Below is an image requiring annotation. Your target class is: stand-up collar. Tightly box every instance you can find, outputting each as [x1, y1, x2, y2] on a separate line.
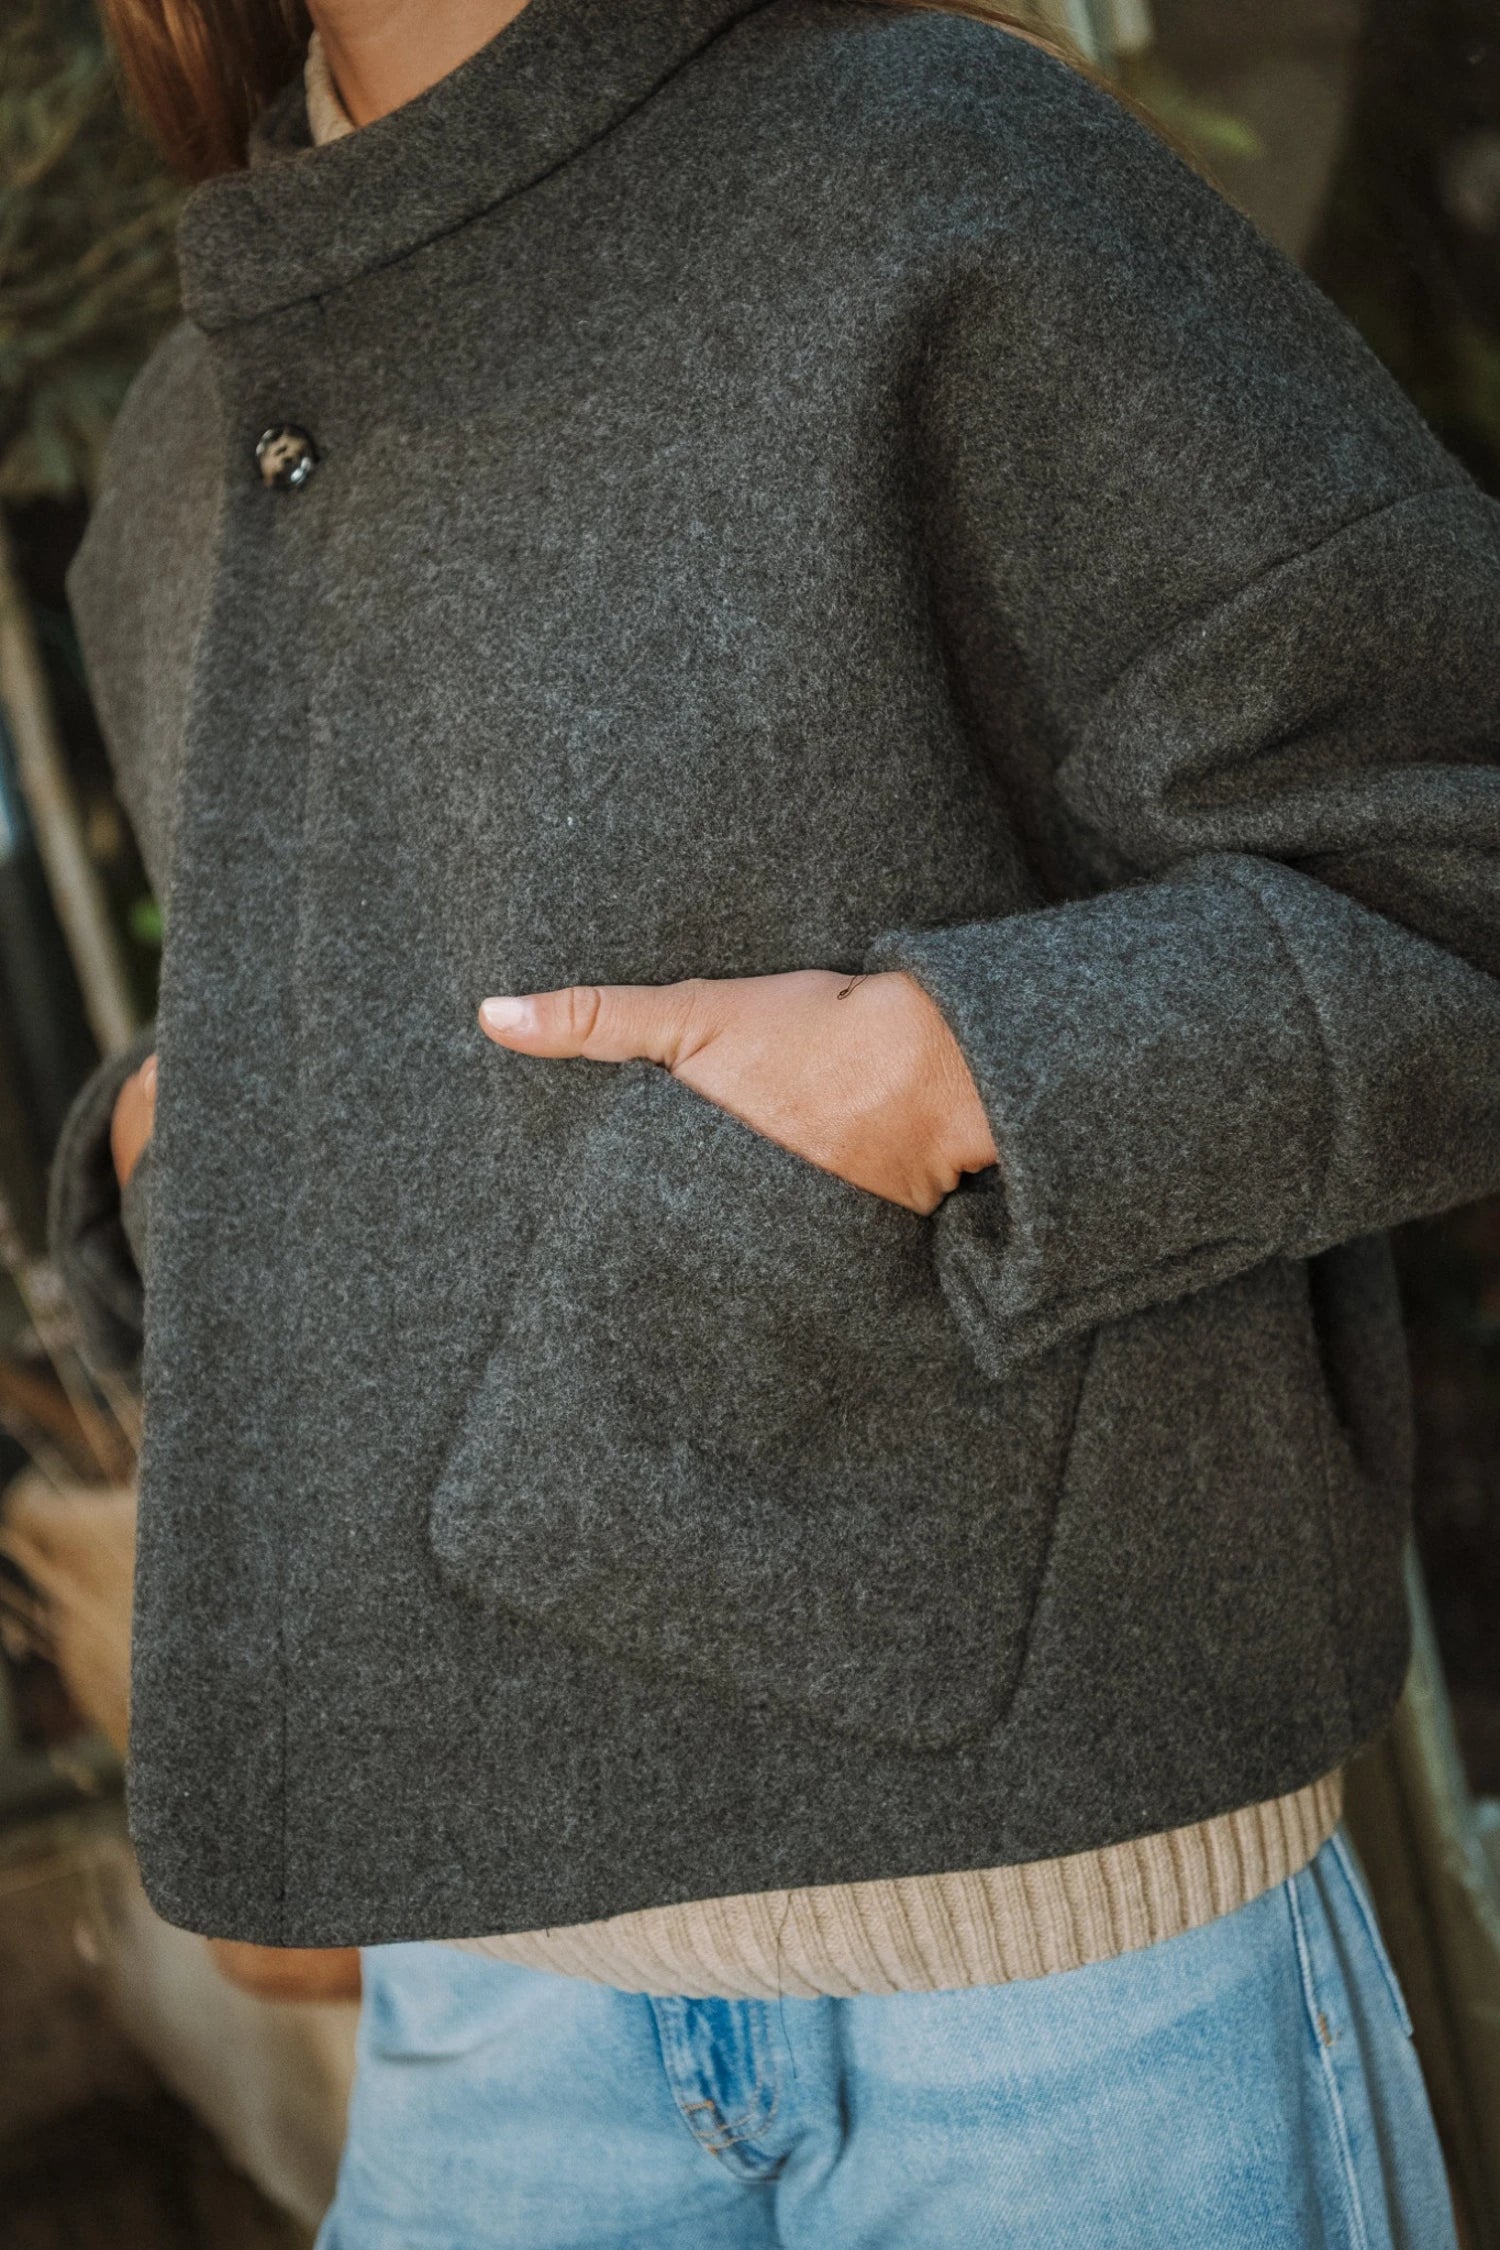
[177, 0, 781, 332]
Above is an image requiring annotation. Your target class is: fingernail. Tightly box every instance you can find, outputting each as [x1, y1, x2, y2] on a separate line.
[479, 996, 532, 1033]
[143, 1057, 158, 1089]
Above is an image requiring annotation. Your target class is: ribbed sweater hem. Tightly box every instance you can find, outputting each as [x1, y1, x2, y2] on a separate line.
[443, 1769, 1343, 1997]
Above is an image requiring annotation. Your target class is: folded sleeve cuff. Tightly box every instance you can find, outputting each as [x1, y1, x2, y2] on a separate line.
[864, 855, 1329, 1372]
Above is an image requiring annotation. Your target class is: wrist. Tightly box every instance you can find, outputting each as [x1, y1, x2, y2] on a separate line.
[884, 971, 999, 1181]
[939, 1037, 1001, 1179]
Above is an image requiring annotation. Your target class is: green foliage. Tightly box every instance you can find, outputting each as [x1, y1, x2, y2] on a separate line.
[127, 892, 162, 947]
[0, 0, 183, 504]
[1122, 62, 1265, 166]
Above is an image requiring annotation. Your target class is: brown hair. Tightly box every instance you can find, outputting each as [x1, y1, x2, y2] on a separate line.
[97, 1, 1110, 183]
[97, 0, 312, 180]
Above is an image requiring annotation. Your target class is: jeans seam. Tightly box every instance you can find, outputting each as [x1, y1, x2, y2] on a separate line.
[696, 2007, 780, 2155]
[1287, 1868, 1373, 2250]
[1327, 1829, 1414, 2039]
[680, 2087, 780, 2153]
[649, 1997, 781, 2176]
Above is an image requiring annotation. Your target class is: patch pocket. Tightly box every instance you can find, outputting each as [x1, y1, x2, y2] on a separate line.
[427, 1059, 1088, 1751]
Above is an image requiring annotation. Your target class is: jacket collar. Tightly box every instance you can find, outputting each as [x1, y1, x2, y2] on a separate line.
[177, 0, 781, 333]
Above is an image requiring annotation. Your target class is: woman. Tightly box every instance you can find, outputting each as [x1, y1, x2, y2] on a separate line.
[49, 0, 1500, 2239]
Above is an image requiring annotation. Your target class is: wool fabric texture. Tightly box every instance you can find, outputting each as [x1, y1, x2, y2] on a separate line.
[49, 0, 1500, 1950]
[263, 25, 1346, 2000]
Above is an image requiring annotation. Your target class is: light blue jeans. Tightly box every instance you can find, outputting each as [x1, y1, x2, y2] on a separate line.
[317, 1829, 1457, 2249]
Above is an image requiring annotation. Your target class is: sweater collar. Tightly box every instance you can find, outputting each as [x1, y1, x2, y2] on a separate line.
[303, 30, 357, 148]
[177, 0, 781, 333]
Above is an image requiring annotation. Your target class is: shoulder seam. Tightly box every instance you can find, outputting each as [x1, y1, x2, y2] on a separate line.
[1078, 474, 1478, 731]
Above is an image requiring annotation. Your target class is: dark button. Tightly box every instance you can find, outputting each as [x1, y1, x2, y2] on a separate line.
[255, 424, 319, 490]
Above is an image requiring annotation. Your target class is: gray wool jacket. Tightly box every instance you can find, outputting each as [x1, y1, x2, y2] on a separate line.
[49, 0, 1500, 1948]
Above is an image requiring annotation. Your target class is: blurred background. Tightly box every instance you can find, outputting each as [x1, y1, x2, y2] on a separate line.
[0, 0, 1497, 2242]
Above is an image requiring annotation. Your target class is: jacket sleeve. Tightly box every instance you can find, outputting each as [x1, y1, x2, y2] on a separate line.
[862, 91, 1500, 1375]
[46, 1018, 157, 1379]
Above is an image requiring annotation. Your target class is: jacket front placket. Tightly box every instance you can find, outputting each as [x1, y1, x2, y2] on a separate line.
[130, 295, 343, 1934]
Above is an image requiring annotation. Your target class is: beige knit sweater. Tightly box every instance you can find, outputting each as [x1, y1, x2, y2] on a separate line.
[303, 27, 1342, 1998]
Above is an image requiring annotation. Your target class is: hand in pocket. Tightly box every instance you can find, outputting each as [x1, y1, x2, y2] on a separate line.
[477, 967, 998, 1214]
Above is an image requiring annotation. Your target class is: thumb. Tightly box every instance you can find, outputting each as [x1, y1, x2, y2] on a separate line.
[477, 981, 707, 1066]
